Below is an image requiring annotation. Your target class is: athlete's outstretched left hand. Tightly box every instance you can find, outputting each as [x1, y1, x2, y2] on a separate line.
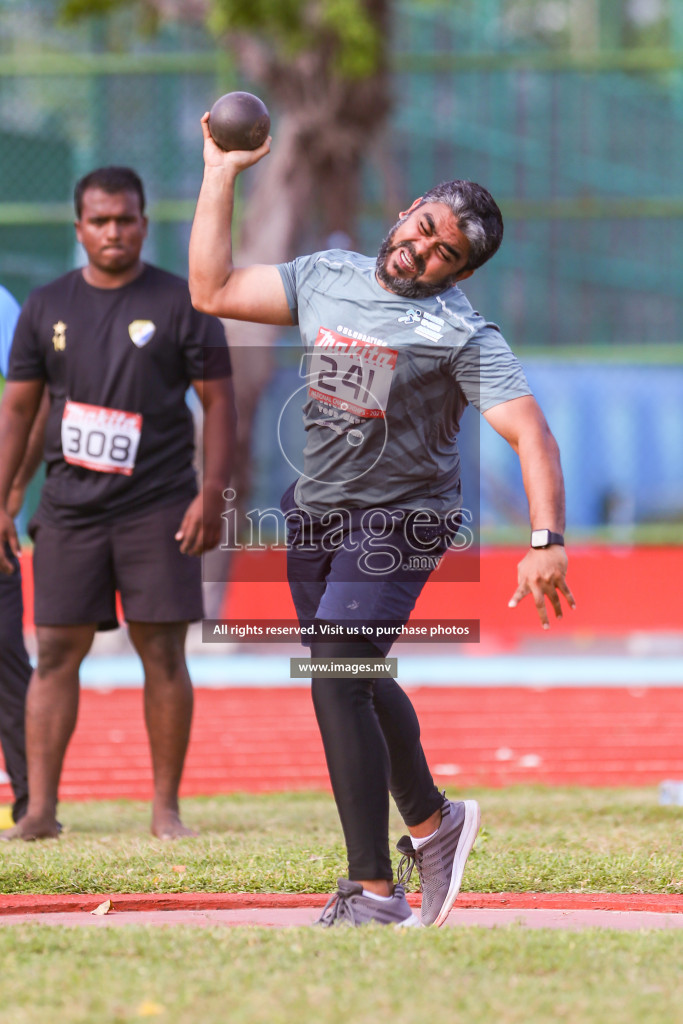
[508, 546, 575, 629]
[175, 485, 223, 556]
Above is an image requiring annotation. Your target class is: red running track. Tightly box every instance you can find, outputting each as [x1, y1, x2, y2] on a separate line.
[3, 686, 683, 803]
[2, 892, 683, 914]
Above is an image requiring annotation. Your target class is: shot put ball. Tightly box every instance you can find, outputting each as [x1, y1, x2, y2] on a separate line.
[208, 92, 271, 152]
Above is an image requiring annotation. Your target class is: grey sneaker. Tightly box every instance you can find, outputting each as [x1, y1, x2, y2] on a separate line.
[316, 878, 420, 928]
[396, 798, 480, 927]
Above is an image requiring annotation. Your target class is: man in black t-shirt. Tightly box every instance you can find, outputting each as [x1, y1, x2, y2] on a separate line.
[0, 166, 235, 841]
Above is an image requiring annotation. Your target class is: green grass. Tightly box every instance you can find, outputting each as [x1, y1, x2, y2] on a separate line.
[3, 925, 683, 1024]
[2, 787, 683, 896]
[3, 789, 683, 1024]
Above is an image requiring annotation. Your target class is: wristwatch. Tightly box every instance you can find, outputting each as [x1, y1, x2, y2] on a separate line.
[530, 529, 565, 549]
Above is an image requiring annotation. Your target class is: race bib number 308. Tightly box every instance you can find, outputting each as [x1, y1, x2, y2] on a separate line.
[308, 328, 398, 418]
[61, 400, 142, 476]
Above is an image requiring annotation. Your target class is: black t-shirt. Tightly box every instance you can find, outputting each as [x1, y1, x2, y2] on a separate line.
[9, 264, 231, 525]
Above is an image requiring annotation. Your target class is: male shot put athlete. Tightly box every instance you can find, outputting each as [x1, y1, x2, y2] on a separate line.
[0, 166, 235, 841]
[189, 120, 574, 925]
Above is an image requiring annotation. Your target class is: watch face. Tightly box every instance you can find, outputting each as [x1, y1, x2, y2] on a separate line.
[531, 529, 550, 548]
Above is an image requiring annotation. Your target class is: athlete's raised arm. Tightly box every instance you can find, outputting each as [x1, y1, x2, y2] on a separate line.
[189, 114, 293, 327]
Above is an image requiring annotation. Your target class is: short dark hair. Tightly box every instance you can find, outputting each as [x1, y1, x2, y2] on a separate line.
[419, 180, 503, 270]
[74, 166, 146, 219]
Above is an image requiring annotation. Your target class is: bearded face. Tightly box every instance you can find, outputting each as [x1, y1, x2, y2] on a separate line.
[375, 213, 463, 299]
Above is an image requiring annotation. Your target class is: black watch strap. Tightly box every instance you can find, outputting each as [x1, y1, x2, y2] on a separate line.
[530, 529, 565, 549]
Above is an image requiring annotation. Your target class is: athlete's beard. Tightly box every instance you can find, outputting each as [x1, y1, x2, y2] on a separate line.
[375, 219, 458, 299]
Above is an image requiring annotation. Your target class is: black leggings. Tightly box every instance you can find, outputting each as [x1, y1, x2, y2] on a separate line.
[309, 636, 443, 881]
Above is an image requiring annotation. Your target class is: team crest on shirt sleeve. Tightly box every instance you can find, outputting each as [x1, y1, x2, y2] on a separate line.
[128, 320, 156, 347]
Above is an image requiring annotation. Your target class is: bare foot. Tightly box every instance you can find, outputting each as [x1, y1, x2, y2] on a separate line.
[0, 816, 61, 841]
[151, 812, 198, 840]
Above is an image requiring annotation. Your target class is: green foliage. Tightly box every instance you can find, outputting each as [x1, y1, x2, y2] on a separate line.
[207, 0, 384, 78]
[58, 0, 387, 78]
[60, 0, 135, 26]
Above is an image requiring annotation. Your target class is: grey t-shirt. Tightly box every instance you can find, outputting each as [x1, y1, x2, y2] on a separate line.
[277, 249, 530, 516]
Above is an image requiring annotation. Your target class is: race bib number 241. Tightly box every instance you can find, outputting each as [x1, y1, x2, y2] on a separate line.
[61, 400, 142, 476]
[308, 328, 398, 418]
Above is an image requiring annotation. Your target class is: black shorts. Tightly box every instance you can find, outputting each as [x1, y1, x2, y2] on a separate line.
[30, 499, 203, 630]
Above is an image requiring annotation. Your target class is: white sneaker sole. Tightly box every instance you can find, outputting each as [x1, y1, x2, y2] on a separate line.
[433, 799, 481, 928]
[396, 913, 422, 928]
